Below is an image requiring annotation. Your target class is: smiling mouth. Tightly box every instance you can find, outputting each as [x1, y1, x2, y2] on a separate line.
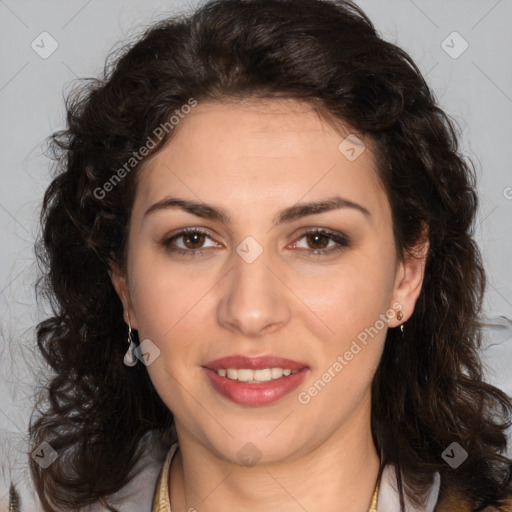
[202, 355, 309, 406]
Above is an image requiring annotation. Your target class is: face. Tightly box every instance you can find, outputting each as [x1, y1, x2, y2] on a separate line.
[111, 98, 427, 465]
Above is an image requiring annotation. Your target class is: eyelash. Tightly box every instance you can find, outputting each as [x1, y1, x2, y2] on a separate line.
[161, 227, 349, 257]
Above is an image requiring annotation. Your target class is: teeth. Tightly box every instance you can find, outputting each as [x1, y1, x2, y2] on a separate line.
[237, 369, 253, 382]
[271, 367, 283, 379]
[227, 368, 238, 379]
[255, 369, 272, 381]
[216, 367, 299, 383]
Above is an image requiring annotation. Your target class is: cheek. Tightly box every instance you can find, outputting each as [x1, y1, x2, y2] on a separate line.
[127, 241, 206, 334]
[295, 250, 397, 349]
[131, 279, 206, 359]
[127, 258, 207, 409]
[298, 262, 394, 410]
[125, 259, 202, 391]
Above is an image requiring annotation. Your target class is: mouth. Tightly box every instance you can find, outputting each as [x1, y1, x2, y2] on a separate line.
[203, 355, 309, 406]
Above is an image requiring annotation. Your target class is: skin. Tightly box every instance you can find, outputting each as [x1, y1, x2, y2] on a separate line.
[111, 98, 429, 512]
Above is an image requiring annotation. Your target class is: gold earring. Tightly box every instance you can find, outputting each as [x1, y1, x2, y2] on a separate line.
[396, 311, 405, 336]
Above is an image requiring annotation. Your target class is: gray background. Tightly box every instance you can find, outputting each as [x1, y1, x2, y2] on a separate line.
[0, 0, 511, 509]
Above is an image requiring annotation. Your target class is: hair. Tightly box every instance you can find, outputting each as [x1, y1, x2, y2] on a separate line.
[30, 0, 512, 510]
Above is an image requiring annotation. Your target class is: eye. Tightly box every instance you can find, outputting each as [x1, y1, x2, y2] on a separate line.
[291, 229, 349, 256]
[162, 228, 221, 256]
[161, 227, 349, 257]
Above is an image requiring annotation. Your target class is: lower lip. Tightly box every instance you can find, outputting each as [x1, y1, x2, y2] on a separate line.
[203, 367, 309, 406]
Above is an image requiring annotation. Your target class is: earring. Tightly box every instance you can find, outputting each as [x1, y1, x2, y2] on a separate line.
[396, 311, 405, 338]
[123, 323, 138, 366]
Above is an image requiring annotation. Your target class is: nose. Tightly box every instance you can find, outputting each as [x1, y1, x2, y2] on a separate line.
[216, 247, 291, 338]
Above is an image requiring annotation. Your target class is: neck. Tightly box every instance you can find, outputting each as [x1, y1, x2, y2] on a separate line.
[170, 402, 380, 512]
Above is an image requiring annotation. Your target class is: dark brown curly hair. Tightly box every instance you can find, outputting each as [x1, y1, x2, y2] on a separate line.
[29, 0, 512, 510]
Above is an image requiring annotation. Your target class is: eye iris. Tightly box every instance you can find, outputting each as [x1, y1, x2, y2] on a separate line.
[183, 232, 205, 249]
[306, 233, 329, 249]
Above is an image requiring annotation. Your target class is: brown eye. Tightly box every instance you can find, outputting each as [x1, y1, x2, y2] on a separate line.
[162, 228, 219, 255]
[293, 229, 349, 256]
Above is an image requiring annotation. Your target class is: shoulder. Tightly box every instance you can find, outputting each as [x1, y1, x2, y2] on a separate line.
[101, 432, 173, 512]
[378, 464, 512, 512]
[377, 465, 440, 511]
[435, 490, 512, 512]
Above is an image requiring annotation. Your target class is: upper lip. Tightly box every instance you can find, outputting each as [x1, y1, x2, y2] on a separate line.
[204, 355, 308, 371]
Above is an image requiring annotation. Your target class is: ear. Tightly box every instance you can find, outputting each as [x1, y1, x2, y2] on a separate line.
[389, 230, 429, 328]
[110, 261, 138, 330]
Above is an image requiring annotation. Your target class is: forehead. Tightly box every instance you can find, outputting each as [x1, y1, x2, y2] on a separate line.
[133, 98, 389, 227]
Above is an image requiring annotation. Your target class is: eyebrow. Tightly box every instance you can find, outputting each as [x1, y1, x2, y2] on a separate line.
[143, 195, 371, 225]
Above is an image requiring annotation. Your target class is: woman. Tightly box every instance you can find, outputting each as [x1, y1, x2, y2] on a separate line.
[28, 0, 512, 510]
